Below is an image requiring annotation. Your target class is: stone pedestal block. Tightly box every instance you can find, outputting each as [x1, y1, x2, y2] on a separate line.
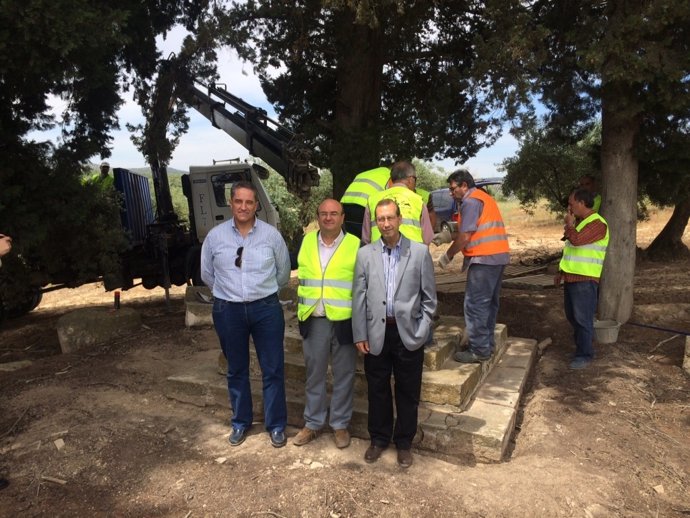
[57, 307, 141, 354]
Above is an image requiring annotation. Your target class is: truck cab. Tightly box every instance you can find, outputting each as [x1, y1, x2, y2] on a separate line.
[184, 161, 279, 243]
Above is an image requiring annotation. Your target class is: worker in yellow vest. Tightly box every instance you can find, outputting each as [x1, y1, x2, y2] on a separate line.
[361, 161, 434, 245]
[554, 188, 609, 370]
[439, 169, 510, 363]
[294, 199, 360, 449]
[340, 167, 391, 239]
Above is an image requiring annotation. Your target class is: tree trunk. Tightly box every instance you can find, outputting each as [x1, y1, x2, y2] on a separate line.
[646, 195, 690, 260]
[330, 12, 385, 199]
[598, 95, 640, 324]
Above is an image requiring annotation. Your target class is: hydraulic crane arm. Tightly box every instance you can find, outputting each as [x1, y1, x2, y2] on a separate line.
[184, 81, 319, 198]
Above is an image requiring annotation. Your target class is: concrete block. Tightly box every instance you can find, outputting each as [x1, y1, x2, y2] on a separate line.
[57, 307, 141, 354]
[452, 399, 516, 463]
[497, 337, 537, 370]
[421, 365, 480, 407]
[474, 366, 526, 410]
[184, 286, 214, 327]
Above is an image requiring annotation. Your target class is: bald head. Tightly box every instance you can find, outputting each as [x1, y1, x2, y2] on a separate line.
[316, 198, 345, 239]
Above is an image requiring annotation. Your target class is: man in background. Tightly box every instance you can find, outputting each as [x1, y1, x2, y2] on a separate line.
[554, 188, 609, 369]
[438, 169, 509, 363]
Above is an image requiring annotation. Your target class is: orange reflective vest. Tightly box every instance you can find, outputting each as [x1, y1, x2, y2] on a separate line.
[462, 188, 509, 257]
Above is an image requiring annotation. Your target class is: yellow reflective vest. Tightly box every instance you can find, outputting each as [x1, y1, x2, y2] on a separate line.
[340, 167, 390, 207]
[297, 231, 360, 321]
[559, 213, 609, 279]
[416, 187, 430, 205]
[368, 185, 424, 243]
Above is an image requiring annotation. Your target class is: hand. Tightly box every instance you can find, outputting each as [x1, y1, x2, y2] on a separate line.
[355, 340, 370, 354]
[564, 211, 575, 228]
[431, 229, 452, 246]
[437, 252, 452, 269]
[554, 272, 562, 287]
[0, 234, 12, 257]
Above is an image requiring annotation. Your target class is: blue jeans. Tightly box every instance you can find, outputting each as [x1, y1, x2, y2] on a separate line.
[464, 264, 505, 357]
[564, 281, 598, 360]
[212, 293, 287, 432]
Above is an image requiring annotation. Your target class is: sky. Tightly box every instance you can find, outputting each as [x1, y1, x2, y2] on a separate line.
[47, 29, 520, 179]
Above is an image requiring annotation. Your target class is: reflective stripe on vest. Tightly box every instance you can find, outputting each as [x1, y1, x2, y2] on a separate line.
[296, 231, 360, 321]
[368, 185, 424, 243]
[462, 188, 509, 256]
[340, 167, 391, 207]
[559, 213, 609, 278]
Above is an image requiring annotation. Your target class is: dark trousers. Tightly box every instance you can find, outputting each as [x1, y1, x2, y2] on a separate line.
[564, 280, 598, 360]
[364, 323, 424, 450]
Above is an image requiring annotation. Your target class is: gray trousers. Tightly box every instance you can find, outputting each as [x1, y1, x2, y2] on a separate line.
[302, 317, 357, 430]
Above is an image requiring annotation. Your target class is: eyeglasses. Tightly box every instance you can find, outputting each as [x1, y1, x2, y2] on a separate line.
[235, 246, 244, 268]
[449, 184, 460, 192]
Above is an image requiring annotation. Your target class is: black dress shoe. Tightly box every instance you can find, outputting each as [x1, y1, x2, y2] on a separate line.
[228, 427, 248, 446]
[0, 478, 9, 490]
[364, 444, 386, 463]
[397, 449, 413, 468]
[270, 429, 287, 448]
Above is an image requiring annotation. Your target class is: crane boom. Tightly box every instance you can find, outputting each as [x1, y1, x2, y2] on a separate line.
[185, 81, 319, 198]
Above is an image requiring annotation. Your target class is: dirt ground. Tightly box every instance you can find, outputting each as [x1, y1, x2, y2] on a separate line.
[1, 210, 689, 517]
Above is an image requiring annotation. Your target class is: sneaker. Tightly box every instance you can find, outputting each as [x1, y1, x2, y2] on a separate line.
[569, 358, 591, 370]
[270, 429, 287, 448]
[228, 427, 248, 446]
[333, 428, 351, 449]
[292, 427, 320, 446]
[453, 350, 491, 363]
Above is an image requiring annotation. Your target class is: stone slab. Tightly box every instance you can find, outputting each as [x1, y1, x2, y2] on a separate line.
[0, 360, 33, 372]
[421, 366, 479, 407]
[57, 307, 141, 354]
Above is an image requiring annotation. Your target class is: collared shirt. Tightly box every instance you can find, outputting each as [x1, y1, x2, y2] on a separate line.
[312, 230, 345, 317]
[459, 187, 510, 271]
[381, 237, 401, 317]
[561, 218, 608, 283]
[200, 217, 291, 302]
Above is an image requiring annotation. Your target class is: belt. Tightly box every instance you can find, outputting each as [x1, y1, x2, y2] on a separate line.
[386, 316, 397, 325]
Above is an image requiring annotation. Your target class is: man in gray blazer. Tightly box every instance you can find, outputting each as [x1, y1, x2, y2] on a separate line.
[352, 199, 437, 468]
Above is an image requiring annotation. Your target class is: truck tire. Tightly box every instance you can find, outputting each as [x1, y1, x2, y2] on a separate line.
[2, 287, 43, 319]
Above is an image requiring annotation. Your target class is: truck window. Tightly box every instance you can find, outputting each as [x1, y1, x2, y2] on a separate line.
[211, 171, 247, 207]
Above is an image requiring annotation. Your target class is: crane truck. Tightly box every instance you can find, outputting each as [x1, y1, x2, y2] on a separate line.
[0, 81, 319, 318]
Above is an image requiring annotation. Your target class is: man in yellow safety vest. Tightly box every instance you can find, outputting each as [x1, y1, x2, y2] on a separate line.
[554, 188, 609, 369]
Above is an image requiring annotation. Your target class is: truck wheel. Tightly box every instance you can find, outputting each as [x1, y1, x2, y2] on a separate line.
[3, 287, 43, 318]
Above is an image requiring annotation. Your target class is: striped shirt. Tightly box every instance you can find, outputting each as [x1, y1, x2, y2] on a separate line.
[381, 238, 401, 318]
[200, 218, 291, 302]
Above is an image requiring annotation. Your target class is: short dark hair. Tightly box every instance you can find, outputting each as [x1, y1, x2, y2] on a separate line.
[230, 181, 258, 201]
[571, 187, 595, 208]
[375, 198, 401, 217]
[390, 161, 416, 182]
[447, 168, 475, 189]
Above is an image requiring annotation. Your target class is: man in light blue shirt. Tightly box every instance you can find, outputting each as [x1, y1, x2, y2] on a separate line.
[201, 181, 291, 448]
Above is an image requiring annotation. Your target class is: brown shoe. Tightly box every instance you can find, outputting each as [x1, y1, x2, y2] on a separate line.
[292, 427, 320, 446]
[397, 449, 413, 468]
[333, 428, 351, 449]
[364, 444, 386, 463]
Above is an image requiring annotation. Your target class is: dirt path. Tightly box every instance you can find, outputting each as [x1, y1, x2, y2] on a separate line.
[1, 213, 689, 517]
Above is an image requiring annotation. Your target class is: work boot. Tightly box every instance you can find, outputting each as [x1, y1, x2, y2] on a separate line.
[292, 427, 320, 446]
[333, 428, 351, 449]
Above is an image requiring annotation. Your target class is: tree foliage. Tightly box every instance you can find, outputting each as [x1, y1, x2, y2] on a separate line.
[0, 1, 212, 314]
[215, 1, 522, 197]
